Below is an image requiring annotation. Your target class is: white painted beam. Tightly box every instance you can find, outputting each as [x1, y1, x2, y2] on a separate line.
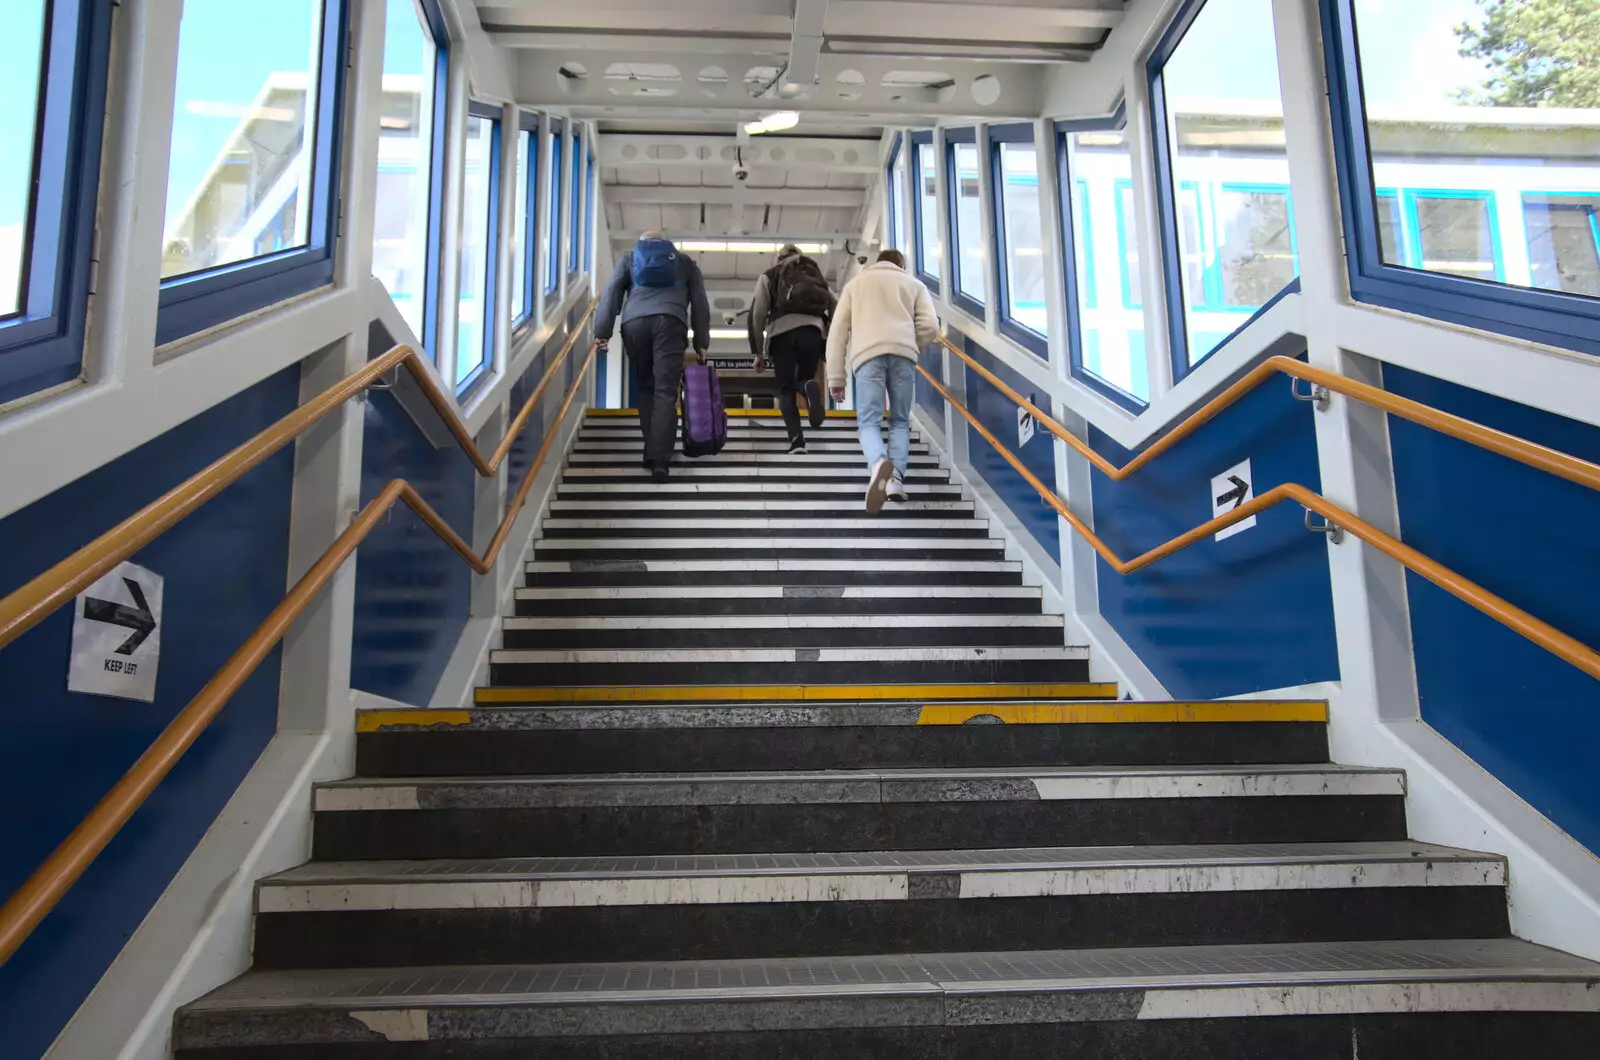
[603, 185, 863, 208]
[598, 134, 881, 173]
[785, 0, 831, 95]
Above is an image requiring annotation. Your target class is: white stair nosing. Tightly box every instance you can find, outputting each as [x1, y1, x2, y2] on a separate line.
[548, 501, 976, 512]
[532, 537, 1003, 551]
[513, 585, 1041, 600]
[524, 559, 1023, 573]
[488, 646, 1090, 664]
[539, 519, 988, 532]
[501, 614, 1062, 631]
[557, 483, 965, 495]
[563, 468, 951, 479]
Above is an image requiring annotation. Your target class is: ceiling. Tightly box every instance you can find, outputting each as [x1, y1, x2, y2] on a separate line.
[473, 0, 1128, 334]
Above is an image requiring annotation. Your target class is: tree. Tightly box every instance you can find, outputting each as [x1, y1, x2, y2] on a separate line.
[1455, 0, 1600, 108]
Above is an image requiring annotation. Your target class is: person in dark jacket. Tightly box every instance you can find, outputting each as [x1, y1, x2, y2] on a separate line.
[595, 232, 712, 480]
[748, 244, 837, 453]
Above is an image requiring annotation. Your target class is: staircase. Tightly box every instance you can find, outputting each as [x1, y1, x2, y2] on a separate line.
[173, 410, 1600, 1057]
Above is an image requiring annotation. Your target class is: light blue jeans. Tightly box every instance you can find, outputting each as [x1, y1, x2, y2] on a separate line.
[853, 355, 915, 476]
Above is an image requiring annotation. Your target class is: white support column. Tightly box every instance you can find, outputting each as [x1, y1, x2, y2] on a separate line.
[559, 119, 576, 296]
[1274, 0, 1419, 731]
[533, 112, 552, 333]
[932, 127, 955, 317]
[435, 47, 470, 391]
[494, 102, 518, 380]
[1123, 69, 1175, 405]
[1032, 117, 1071, 382]
[974, 123, 1001, 318]
[470, 403, 509, 619]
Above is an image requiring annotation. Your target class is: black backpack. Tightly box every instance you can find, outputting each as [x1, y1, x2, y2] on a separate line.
[766, 256, 833, 319]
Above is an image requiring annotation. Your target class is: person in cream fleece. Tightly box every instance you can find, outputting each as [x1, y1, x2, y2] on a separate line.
[825, 250, 941, 513]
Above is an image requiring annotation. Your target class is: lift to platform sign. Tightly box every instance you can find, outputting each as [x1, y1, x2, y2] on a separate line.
[1210, 459, 1256, 542]
[68, 561, 163, 702]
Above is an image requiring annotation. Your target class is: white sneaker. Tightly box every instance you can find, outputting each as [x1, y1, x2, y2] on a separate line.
[887, 476, 908, 502]
[865, 458, 893, 514]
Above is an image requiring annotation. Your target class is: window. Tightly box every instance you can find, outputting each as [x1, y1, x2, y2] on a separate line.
[0, 0, 112, 403]
[1325, 0, 1600, 356]
[947, 131, 985, 314]
[912, 134, 940, 285]
[1525, 195, 1600, 299]
[156, 0, 347, 344]
[544, 120, 562, 296]
[510, 128, 532, 325]
[454, 109, 498, 392]
[1150, 0, 1297, 375]
[885, 135, 906, 253]
[1061, 121, 1150, 407]
[568, 125, 583, 275]
[991, 126, 1047, 354]
[584, 149, 596, 272]
[372, 0, 448, 353]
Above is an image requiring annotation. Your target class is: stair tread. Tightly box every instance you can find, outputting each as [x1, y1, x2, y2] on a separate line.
[514, 585, 1040, 598]
[180, 938, 1600, 1012]
[263, 840, 1498, 889]
[502, 614, 1063, 630]
[488, 646, 1090, 664]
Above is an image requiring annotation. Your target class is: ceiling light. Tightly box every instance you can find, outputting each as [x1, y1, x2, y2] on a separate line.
[709, 328, 746, 340]
[744, 110, 800, 135]
[675, 240, 832, 255]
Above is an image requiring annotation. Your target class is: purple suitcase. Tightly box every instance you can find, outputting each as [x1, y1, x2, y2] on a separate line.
[680, 363, 728, 457]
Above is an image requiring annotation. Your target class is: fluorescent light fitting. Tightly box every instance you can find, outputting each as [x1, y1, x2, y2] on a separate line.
[676, 240, 832, 255]
[745, 110, 800, 135]
[709, 328, 746, 340]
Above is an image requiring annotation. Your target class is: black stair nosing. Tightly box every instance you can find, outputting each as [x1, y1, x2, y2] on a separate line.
[486, 658, 1091, 688]
[353, 722, 1332, 777]
[522, 571, 1029, 587]
[497, 627, 1068, 650]
[528, 549, 1010, 563]
[249, 887, 1511, 971]
[534, 526, 996, 540]
[512, 596, 1046, 616]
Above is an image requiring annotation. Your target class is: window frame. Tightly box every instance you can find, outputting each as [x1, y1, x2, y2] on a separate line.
[567, 123, 582, 277]
[155, 0, 354, 346]
[584, 146, 595, 274]
[454, 100, 501, 398]
[884, 132, 905, 254]
[909, 130, 939, 292]
[510, 113, 539, 331]
[944, 126, 985, 320]
[1057, 110, 1149, 413]
[988, 122, 1047, 358]
[1321, 0, 1600, 359]
[0, 0, 114, 405]
[544, 117, 564, 301]
[1148, 0, 1300, 382]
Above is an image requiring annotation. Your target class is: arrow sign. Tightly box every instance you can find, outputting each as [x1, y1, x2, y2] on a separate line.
[1215, 475, 1249, 510]
[83, 578, 157, 654]
[1209, 459, 1256, 542]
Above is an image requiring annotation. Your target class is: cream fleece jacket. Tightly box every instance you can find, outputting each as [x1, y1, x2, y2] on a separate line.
[824, 262, 940, 389]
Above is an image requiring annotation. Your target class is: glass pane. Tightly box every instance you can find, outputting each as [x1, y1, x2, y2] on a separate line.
[162, 0, 323, 281]
[887, 148, 906, 252]
[998, 142, 1046, 337]
[1218, 187, 1295, 308]
[0, 0, 48, 318]
[511, 130, 530, 322]
[455, 116, 494, 387]
[1352, 0, 1600, 301]
[952, 142, 985, 304]
[544, 131, 561, 293]
[568, 133, 582, 272]
[1377, 193, 1404, 265]
[1068, 129, 1148, 403]
[1525, 196, 1600, 299]
[916, 142, 940, 279]
[372, 0, 439, 342]
[1159, 0, 1297, 365]
[1414, 194, 1497, 281]
[585, 154, 595, 271]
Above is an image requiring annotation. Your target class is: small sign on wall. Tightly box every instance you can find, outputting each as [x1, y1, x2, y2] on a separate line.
[1018, 403, 1036, 448]
[1210, 459, 1256, 542]
[68, 561, 164, 702]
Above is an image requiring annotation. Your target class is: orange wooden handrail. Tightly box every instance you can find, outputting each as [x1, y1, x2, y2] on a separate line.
[936, 335, 1600, 494]
[0, 302, 595, 654]
[917, 365, 1600, 684]
[0, 320, 598, 966]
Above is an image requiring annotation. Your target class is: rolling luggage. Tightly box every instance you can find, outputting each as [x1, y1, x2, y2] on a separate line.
[680, 362, 728, 457]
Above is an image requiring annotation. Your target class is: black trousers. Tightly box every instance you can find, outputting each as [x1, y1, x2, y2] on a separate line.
[621, 314, 688, 468]
[768, 326, 824, 445]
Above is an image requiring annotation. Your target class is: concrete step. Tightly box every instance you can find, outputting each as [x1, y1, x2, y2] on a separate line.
[173, 938, 1600, 1058]
[251, 842, 1507, 969]
[498, 613, 1066, 650]
[512, 584, 1045, 617]
[522, 557, 1028, 588]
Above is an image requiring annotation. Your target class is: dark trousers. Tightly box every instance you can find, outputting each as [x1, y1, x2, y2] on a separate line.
[768, 326, 824, 445]
[621, 314, 688, 468]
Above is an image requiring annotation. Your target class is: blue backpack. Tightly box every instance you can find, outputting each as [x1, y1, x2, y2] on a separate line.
[631, 238, 679, 287]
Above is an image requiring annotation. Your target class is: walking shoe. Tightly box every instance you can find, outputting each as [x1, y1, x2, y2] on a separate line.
[803, 379, 827, 428]
[788, 438, 808, 455]
[650, 464, 670, 482]
[865, 458, 893, 514]
[888, 476, 909, 502]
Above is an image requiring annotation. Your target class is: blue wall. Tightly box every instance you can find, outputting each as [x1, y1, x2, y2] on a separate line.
[504, 345, 550, 501]
[916, 342, 944, 420]
[349, 390, 476, 705]
[0, 369, 299, 1060]
[1386, 366, 1600, 856]
[1088, 369, 1338, 699]
[961, 335, 1061, 557]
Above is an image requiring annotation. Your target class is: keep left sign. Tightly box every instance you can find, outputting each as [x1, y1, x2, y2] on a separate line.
[69, 561, 163, 702]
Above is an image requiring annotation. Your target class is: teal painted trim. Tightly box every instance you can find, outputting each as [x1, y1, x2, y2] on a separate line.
[1075, 177, 1097, 310]
[1402, 187, 1505, 284]
[1114, 178, 1140, 310]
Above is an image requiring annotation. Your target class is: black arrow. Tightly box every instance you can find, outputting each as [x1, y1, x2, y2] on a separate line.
[1215, 475, 1250, 510]
[83, 578, 156, 655]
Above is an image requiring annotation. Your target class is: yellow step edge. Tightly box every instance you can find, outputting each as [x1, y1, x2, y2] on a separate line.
[355, 709, 471, 733]
[471, 682, 1118, 705]
[585, 408, 856, 420]
[916, 701, 1328, 725]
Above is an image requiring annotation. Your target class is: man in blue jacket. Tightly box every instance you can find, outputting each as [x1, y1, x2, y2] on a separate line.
[594, 232, 712, 480]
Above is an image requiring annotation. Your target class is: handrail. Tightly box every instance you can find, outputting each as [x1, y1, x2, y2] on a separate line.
[917, 365, 1600, 684]
[0, 314, 598, 967]
[936, 335, 1600, 495]
[0, 302, 595, 653]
